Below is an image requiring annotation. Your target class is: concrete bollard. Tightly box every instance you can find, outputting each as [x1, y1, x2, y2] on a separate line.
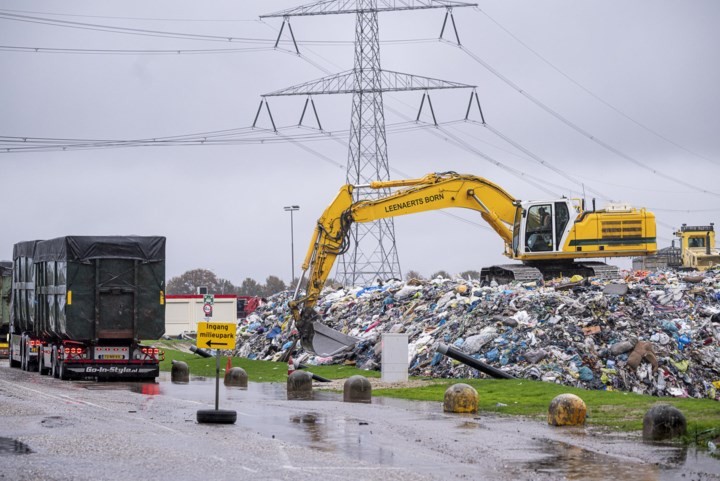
[224, 367, 248, 388]
[443, 383, 478, 413]
[287, 370, 313, 400]
[171, 360, 189, 383]
[343, 375, 372, 403]
[548, 393, 587, 426]
[642, 404, 687, 441]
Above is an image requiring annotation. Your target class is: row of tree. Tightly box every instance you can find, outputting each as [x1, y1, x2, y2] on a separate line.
[167, 268, 484, 297]
[166, 269, 288, 297]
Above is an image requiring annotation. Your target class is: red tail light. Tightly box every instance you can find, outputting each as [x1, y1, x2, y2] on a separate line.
[29, 339, 42, 347]
[140, 347, 164, 360]
[65, 347, 86, 357]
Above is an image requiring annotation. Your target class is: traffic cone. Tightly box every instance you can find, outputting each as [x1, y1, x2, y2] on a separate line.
[225, 356, 232, 372]
[288, 356, 295, 376]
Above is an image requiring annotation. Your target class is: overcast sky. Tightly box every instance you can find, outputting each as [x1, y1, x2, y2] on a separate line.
[1, 0, 719, 286]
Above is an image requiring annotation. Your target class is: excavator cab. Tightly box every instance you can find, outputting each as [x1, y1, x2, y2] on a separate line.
[675, 224, 720, 270]
[518, 200, 573, 254]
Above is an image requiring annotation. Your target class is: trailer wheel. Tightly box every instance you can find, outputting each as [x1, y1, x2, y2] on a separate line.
[51, 349, 59, 379]
[20, 343, 27, 371]
[196, 409, 237, 424]
[9, 344, 20, 368]
[58, 361, 70, 381]
[38, 353, 49, 375]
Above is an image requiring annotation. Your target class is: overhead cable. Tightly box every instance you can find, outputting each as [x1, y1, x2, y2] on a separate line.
[0, 7, 261, 22]
[0, 12, 435, 48]
[473, 7, 719, 168]
[0, 11, 280, 43]
[454, 42, 720, 198]
[0, 121, 458, 153]
[0, 45, 274, 55]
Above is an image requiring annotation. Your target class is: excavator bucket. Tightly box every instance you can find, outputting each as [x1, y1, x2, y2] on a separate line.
[296, 307, 357, 357]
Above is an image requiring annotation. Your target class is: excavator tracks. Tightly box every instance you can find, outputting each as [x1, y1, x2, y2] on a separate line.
[481, 261, 619, 285]
[575, 261, 620, 280]
[480, 264, 543, 284]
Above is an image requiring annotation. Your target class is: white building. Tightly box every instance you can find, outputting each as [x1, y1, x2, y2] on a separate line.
[165, 294, 238, 337]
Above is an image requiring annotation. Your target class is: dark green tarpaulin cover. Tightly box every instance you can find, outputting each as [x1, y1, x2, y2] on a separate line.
[12, 240, 42, 260]
[34, 236, 165, 263]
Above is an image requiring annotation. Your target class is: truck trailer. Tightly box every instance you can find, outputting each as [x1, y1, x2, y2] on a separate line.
[8, 236, 166, 380]
[0, 261, 11, 358]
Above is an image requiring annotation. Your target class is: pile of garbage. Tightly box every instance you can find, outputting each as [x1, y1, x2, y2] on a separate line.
[233, 270, 720, 400]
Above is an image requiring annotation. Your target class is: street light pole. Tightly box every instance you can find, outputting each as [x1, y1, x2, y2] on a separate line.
[283, 205, 300, 284]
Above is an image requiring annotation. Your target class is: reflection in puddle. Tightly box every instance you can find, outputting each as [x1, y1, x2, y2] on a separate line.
[290, 412, 329, 447]
[82, 382, 161, 396]
[132, 383, 160, 395]
[0, 437, 32, 455]
[456, 420, 481, 430]
[523, 439, 674, 480]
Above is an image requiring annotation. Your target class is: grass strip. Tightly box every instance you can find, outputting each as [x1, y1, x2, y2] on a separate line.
[158, 344, 719, 445]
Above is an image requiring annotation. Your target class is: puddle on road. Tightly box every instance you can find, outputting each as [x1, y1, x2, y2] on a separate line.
[0, 437, 33, 455]
[520, 438, 719, 481]
[40, 416, 76, 428]
[82, 381, 161, 396]
[74, 373, 720, 480]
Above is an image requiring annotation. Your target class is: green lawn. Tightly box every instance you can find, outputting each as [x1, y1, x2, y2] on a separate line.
[374, 379, 720, 435]
[157, 343, 720, 446]
[157, 341, 379, 382]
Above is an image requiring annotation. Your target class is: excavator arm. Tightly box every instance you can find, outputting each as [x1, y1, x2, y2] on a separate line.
[289, 172, 519, 355]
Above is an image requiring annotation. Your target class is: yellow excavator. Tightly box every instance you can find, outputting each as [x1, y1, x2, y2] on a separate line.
[290, 172, 657, 355]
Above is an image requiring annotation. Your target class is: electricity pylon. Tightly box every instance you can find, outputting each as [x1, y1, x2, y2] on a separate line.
[261, 0, 476, 286]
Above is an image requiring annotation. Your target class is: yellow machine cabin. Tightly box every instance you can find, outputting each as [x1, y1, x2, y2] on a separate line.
[290, 172, 657, 355]
[674, 224, 720, 271]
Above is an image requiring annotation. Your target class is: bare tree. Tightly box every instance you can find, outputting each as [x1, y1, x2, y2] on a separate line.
[405, 270, 424, 281]
[167, 269, 237, 295]
[458, 270, 481, 281]
[263, 275, 287, 297]
[238, 277, 262, 297]
[431, 270, 452, 280]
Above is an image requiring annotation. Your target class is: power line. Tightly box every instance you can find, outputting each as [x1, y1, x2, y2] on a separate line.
[287, 33, 609, 204]
[0, 7, 260, 23]
[469, 120, 611, 201]
[0, 45, 275, 55]
[281, 30, 591, 201]
[455, 42, 720, 199]
[0, 12, 436, 48]
[319, 123, 493, 232]
[0, 11, 274, 43]
[288, 29, 716, 206]
[381, 95, 586, 197]
[473, 6, 719, 168]
[0, 40, 437, 55]
[0, 121, 460, 153]
[6, 7, 714, 218]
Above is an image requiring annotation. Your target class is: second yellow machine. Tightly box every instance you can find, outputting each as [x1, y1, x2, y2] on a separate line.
[290, 172, 657, 355]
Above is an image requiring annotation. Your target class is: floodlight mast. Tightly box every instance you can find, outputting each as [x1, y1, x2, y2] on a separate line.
[260, 0, 477, 287]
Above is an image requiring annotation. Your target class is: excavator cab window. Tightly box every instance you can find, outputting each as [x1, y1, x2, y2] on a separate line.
[554, 202, 570, 250]
[512, 208, 523, 255]
[526, 204, 553, 252]
[688, 237, 705, 248]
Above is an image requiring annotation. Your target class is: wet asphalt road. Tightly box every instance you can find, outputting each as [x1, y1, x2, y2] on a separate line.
[1, 361, 719, 481]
